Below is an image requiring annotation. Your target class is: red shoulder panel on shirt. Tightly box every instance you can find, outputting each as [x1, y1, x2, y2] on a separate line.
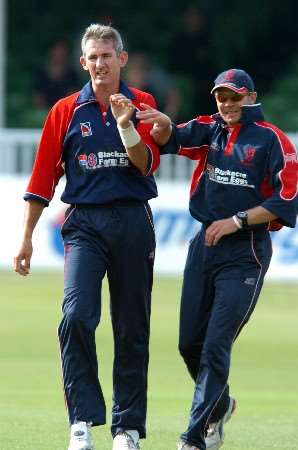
[196, 115, 216, 124]
[177, 115, 215, 129]
[26, 92, 80, 203]
[255, 121, 298, 201]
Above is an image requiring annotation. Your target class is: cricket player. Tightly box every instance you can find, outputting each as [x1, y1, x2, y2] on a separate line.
[14, 24, 160, 450]
[136, 68, 298, 450]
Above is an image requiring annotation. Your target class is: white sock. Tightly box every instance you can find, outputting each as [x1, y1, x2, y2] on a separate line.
[126, 430, 139, 445]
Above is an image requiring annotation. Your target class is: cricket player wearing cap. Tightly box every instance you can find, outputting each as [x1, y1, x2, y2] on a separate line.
[136, 68, 298, 450]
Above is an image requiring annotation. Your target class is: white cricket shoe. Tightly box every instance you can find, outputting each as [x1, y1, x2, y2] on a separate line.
[68, 421, 94, 450]
[177, 440, 201, 450]
[112, 431, 140, 450]
[205, 397, 236, 450]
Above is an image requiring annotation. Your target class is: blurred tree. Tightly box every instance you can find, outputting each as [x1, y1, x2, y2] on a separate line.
[262, 56, 298, 131]
[6, 0, 298, 130]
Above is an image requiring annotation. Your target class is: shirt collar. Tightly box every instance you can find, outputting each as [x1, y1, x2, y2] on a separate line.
[212, 103, 265, 126]
[76, 80, 136, 104]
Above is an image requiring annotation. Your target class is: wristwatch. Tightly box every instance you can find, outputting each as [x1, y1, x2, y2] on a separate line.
[236, 211, 248, 229]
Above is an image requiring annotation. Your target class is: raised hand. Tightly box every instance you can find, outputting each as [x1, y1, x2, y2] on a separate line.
[110, 93, 135, 128]
[136, 103, 172, 145]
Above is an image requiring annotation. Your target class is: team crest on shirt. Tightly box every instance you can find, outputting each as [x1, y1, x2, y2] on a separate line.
[241, 146, 256, 166]
[80, 122, 92, 137]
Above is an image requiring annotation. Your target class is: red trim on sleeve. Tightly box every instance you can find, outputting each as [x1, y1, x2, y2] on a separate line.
[26, 92, 79, 202]
[177, 115, 215, 129]
[178, 145, 209, 160]
[196, 115, 216, 124]
[256, 121, 298, 201]
[131, 88, 160, 175]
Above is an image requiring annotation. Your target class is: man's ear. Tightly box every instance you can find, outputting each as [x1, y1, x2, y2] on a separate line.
[80, 56, 88, 71]
[249, 92, 257, 104]
[119, 51, 128, 68]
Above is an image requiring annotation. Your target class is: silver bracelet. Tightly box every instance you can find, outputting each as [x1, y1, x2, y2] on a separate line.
[232, 215, 242, 229]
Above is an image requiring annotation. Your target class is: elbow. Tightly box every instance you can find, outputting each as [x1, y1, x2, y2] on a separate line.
[140, 163, 150, 176]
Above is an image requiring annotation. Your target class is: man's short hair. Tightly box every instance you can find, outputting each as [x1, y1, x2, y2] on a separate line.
[81, 24, 124, 56]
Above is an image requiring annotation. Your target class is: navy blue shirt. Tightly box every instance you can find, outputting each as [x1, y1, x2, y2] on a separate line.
[25, 81, 160, 206]
[162, 104, 298, 229]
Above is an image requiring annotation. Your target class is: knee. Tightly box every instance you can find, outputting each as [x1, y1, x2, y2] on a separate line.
[58, 307, 97, 337]
[178, 340, 203, 379]
[201, 339, 231, 378]
[179, 337, 203, 359]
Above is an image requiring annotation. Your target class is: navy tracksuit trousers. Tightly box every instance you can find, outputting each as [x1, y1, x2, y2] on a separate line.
[58, 201, 155, 438]
[179, 227, 272, 449]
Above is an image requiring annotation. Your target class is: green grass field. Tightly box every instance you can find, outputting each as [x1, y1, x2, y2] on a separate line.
[0, 271, 297, 450]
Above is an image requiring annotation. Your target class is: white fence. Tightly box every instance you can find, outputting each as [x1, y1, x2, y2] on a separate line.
[2, 128, 297, 180]
[1, 176, 298, 279]
[0, 128, 196, 179]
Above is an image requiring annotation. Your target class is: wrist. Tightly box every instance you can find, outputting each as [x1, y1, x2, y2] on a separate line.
[232, 215, 242, 229]
[117, 121, 141, 148]
[236, 211, 248, 229]
[22, 236, 33, 244]
[117, 120, 131, 130]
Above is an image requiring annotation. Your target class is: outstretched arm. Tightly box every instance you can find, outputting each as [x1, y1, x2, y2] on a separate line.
[136, 103, 172, 146]
[13, 200, 45, 276]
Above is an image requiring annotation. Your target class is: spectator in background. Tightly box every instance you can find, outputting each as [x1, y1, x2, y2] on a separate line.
[167, 5, 214, 116]
[123, 52, 181, 121]
[33, 39, 80, 109]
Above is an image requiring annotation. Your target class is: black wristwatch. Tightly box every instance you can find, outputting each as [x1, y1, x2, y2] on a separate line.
[236, 211, 248, 229]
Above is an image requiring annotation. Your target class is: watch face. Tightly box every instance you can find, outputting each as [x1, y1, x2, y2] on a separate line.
[237, 212, 247, 219]
[237, 211, 248, 227]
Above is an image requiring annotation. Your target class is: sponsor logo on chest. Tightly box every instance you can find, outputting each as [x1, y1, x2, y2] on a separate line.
[77, 150, 129, 170]
[207, 164, 255, 188]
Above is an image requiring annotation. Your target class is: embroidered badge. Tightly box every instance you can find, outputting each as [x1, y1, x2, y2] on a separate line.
[223, 69, 236, 82]
[241, 146, 256, 166]
[87, 153, 98, 168]
[80, 122, 92, 137]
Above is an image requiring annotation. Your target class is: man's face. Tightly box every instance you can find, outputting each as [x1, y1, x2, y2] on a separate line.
[80, 38, 128, 90]
[214, 88, 257, 126]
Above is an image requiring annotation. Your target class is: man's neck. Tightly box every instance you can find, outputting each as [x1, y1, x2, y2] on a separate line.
[92, 80, 120, 108]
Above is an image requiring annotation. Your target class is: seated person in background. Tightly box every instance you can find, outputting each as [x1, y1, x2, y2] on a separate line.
[33, 39, 80, 109]
[123, 52, 181, 121]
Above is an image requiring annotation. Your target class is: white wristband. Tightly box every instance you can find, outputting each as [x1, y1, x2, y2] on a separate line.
[117, 121, 141, 148]
[232, 215, 242, 229]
